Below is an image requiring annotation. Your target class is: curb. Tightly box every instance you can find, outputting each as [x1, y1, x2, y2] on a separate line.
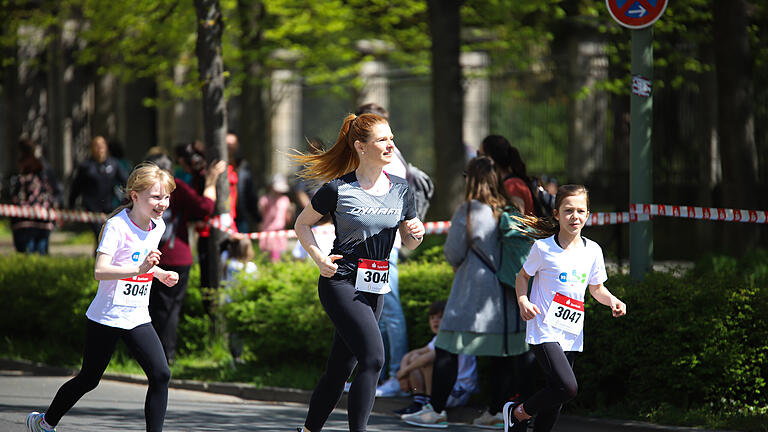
[0, 358, 734, 431]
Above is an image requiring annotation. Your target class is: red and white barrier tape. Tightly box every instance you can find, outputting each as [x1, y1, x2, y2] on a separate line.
[0, 204, 107, 224]
[1, 203, 766, 240]
[630, 204, 768, 224]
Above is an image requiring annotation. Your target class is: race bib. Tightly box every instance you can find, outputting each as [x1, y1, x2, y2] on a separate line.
[113, 273, 153, 307]
[543, 293, 584, 335]
[355, 259, 389, 294]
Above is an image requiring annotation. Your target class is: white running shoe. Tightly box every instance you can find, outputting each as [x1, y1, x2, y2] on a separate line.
[375, 377, 406, 397]
[26, 412, 55, 432]
[401, 403, 448, 428]
[472, 409, 504, 429]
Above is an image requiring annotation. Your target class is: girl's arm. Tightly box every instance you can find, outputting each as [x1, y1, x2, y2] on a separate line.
[399, 218, 425, 250]
[515, 269, 541, 321]
[295, 204, 342, 277]
[588, 284, 627, 317]
[94, 250, 161, 280]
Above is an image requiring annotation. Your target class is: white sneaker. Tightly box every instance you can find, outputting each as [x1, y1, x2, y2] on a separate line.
[375, 377, 405, 397]
[26, 412, 55, 432]
[402, 403, 448, 428]
[472, 409, 504, 429]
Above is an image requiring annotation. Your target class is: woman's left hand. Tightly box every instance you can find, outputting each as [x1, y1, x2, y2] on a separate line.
[405, 219, 425, 240]
[610, 297, 627, 317]
[158, 270, 179, 287]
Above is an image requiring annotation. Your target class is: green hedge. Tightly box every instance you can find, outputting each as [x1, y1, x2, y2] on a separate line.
[1, 249, 765, 420]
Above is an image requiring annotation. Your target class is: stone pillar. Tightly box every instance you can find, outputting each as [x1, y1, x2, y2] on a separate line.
[461, 51, 490, 152]
[566, 40, 608, 182]
[358, 60, 389, 110]
[270, 68, 302, 177]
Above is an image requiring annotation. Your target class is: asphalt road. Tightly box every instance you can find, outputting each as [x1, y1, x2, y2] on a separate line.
[0, 370, 728, 432]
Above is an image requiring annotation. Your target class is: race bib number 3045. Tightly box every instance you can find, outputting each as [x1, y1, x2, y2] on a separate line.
[113, 273, 153, 307]
[355, 259, 389, 294]
[543, 293, 584, 335]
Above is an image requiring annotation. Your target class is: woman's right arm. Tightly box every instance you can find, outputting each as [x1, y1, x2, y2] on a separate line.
[295, 205, 341, 278]
[515, 269, 540, 321]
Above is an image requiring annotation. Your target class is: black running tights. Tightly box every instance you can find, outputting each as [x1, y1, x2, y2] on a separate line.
[523, 343, 577, 432]
[44, 319, 171, 431]
[304, 277, 384, 432]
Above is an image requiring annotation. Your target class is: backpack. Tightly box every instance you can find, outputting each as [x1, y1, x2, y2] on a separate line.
[395, 148, 434, 221]
[527, 178, 555, 217]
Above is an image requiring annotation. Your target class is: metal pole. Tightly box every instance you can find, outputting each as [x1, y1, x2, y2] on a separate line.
[630, 27, 654, 280]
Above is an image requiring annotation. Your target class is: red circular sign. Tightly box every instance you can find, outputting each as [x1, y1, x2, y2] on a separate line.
[606, 0, 668, 29]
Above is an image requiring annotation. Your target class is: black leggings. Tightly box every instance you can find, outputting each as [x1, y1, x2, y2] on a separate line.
[44, 319, 171, 431]
[305, 277, 384, 432]
[430, 348, 536, 414]
[523, 343, 577, 432]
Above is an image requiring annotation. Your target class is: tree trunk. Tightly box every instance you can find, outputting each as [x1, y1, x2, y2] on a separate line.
[713, 0, 760, 251]
[426, 0, 465, 221]
[237, 0, 268, 192]
[1, 38, 22, 177]
[195, 0, 230, 305]
[195, 0, 230, 209]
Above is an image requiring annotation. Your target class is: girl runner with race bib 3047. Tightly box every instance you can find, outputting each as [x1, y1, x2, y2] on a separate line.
[26, 162, 179, 432]
[503, 184, 627, 432]
[292, 113, 425, 432]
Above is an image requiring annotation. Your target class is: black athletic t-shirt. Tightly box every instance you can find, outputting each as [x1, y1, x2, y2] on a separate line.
[311, 171, 416, 279]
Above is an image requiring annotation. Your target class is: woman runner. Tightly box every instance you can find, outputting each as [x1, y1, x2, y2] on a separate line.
[292, 113, 425, 432]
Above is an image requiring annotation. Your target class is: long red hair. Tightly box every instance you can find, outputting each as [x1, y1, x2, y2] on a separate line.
[290, 113, 388, 183]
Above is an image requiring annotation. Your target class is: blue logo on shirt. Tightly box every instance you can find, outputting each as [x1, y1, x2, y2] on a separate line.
[132, 252, 140, 262]
[558, 272, 568, 282]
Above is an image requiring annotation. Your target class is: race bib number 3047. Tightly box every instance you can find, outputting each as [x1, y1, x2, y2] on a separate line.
[113, 273, 153, 307]
[355, 259, 389, 294]
[543, 293, 584, 335]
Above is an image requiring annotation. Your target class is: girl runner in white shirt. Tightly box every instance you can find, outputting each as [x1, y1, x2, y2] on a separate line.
[505, 184, 627, 432]
[26, 162, 179, 432]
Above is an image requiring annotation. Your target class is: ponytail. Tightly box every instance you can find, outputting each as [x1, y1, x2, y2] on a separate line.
[290, 113, 387, 184]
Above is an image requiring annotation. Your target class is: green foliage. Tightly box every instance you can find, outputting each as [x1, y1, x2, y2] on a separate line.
[576, 250, 768, 418]
[0, 254, 95, 365]
[1, 249, 766, 430]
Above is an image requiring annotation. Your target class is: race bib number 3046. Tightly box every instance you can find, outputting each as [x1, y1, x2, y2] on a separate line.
[355, 259, 389, 294]
[543, 293, 584, 335]
[113, 273, 153, 307]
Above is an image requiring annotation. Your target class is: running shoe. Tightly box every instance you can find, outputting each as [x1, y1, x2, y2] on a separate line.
[394, 401, 424, 417]
[25, 412, 55, 432]
[502, 401, 528, 432]
[472, 409, 504, 429]
[401, 403, 448, 428]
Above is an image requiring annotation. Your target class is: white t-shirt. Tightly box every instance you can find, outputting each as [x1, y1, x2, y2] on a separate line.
[86, 209, 165, 330]
[521, 235, 607, 352]
[428, 336, 479, 394]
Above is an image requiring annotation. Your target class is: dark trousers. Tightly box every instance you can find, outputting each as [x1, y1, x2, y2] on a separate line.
[44, 319, 171, 431]
[524, 343, 577, 432]
[305, 277, 385, 432]
[149, 265, 191, 363]
[12, 227, 51, 254]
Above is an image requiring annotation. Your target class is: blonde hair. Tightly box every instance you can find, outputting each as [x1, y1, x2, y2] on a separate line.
[515, 184, 590, 239]
[289, 113, 388, 183]
[228, 237, 255, 263]
[98, 162, 176, 243]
